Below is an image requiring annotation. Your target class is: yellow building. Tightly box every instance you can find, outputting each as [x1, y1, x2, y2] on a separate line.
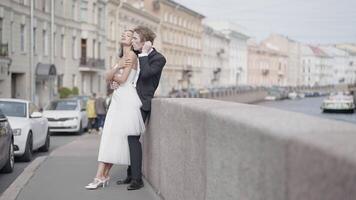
[144, 0, 205, 95]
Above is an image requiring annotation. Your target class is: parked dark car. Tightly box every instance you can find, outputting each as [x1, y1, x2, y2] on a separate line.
[0, 109, 16, 173]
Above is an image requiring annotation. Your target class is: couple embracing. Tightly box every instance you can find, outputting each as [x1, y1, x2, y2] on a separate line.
[85, 26, 166, 191]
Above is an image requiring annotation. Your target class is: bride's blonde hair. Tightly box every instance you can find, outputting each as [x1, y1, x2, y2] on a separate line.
[118, 29, 134, 58]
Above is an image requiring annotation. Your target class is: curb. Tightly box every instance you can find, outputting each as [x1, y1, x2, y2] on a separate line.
[0, 156, 48, 200]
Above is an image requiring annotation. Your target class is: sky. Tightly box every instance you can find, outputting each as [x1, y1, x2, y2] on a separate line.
[173, 0, 356, 44]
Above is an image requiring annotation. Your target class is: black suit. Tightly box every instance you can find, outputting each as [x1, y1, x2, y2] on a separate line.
[127, 48, 166, 180]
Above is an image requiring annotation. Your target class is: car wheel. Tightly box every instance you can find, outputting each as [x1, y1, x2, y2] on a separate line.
[83, 121, 88, 132]
[39, 130, 50, 152]
[20, 133, 33, 162]
[76, 121, 83, 135]
[1, 142, 15, 173]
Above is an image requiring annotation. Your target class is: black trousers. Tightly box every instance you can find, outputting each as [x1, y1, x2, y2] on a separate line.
[127, 109, 150, 180]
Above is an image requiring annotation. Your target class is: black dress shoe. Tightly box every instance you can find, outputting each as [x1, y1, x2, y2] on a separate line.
[116, 177, 132, 185]
[127, 179, 144, 190]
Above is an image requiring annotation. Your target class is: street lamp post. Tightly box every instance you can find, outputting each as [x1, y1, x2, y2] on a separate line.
[30, 0, 35, 102]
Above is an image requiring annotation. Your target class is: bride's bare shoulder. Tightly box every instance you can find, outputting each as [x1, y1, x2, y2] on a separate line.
[128, 51, 138, 59]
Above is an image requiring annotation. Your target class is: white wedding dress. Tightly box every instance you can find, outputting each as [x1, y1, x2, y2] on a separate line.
[98, 68, 145, 165]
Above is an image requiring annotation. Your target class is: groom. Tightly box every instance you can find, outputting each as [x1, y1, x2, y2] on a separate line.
[116, 26, 166, 190]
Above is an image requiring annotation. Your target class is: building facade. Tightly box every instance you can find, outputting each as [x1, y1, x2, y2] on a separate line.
[0, 0, 107, 108]
[144, 0, 205, 95]
[301, 45, 333, 86]
[335, 44, 356, 84]
[247, 41, 288, 87]
[206, 21, 249, 86]
[262, 34, 302, 86]
[201, 25, 230, 88]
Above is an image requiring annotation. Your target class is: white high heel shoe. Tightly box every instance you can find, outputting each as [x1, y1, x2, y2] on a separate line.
[104, 177, 110, 187]
[85, 178, 107, 190]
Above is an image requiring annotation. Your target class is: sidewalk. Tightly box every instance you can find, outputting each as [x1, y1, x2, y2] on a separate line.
[15, 134, 160, 200]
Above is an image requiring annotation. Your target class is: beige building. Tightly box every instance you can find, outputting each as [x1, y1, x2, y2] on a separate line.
[202, 25, 230, 88]
[247, 41, 288, 87]
[143, 0, 205, 95]
[262, 34, 302, 86]
[0, 0, 107, 108]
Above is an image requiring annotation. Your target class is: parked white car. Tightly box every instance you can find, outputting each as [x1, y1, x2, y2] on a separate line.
[321, 92, 355, 113]
[0, 99, 50, 162]
[43, 99, 88, 134]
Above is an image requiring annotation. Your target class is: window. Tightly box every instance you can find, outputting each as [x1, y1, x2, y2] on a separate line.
[98, 7, 102, 28]
[164, 13, 168, 22]
[43, 30, 48, 56]
[93, 3, 96, 24]
[93, 39, 96, 58]
[54, 32, 57, 57]
[98, 75, 101, 92]
[80, 0, 88, 21]
[61, 34, 65, 58]
[33, 27, 37, 53]
[72, 74, 77, 87]
[72, 0, 77, 20]
[20, 24, 26, 52]
[62, 0, 65, 16]
[72, 36, 76, 59]
[10, 21, 14, 53]
[98, 42, 101, 59]
[110, 21, 114, 39]
[0, 18, 2, 44]
[42, 0, 46, 12]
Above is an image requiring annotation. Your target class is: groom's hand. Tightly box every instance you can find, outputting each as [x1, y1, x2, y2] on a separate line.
[142, 41, 152, 54]
[123, 58, 133, 68]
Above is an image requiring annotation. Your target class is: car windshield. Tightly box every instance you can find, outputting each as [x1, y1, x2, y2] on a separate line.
[0, 101, 27, 117]
[46, 100, 78, 110]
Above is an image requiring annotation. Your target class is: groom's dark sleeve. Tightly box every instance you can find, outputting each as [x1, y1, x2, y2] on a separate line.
[138, 56, 166, 79]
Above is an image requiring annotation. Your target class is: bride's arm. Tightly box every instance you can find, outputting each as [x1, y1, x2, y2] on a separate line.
[105, 62, 120, 82]
[105, 58, 133, 82]
[112, 52, 137, 84]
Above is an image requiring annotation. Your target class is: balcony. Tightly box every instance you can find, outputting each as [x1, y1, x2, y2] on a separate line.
[0, 43, 11, 80]
[79, 57, 105, 72]
[261, 69, 269, 76]
[0, 43, 9, 58]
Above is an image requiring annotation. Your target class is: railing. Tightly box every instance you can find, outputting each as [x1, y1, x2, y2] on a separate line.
[143, 98, 356, 200]
[80, 57, 105, 70]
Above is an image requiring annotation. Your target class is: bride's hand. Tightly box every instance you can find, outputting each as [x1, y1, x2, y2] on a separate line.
[110, 81, 120, 90]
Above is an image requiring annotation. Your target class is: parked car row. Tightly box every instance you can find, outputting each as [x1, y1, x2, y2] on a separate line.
[0, 99, 50, 161]
[43, 98, 88, 134]
[0, 96, 90, 173]
[169, 85, 265, 98]
[0, 109, 15, 173]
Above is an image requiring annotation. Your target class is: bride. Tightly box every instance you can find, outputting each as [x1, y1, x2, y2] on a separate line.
[85, 30, 145, 189]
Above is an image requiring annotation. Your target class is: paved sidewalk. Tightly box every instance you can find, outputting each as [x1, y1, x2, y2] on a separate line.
[15, 134, 160, 200]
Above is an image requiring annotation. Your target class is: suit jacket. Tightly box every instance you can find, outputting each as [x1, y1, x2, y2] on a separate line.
[136, 48, 166, 111]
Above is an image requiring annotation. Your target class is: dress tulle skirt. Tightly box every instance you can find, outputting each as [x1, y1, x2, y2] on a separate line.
[98, 85, 145, 165]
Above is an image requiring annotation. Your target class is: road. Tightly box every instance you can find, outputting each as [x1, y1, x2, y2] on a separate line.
[0, 132, 85, 195]
[256, 96, 356, 124]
